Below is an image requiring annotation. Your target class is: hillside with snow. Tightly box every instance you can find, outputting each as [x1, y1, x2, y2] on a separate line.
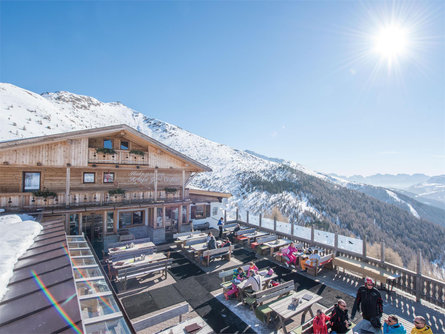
[1, 83, 444, 268]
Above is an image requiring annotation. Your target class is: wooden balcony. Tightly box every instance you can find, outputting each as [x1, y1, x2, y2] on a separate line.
[88, 148, 149, 165]
[0, 189, 189, 211]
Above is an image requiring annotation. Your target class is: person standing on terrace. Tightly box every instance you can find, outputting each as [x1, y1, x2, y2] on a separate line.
[411, 316, 433, 334]
[330, 299, 350, 333]
[217, 217, 224, 239]
[351, 277, 383, 334]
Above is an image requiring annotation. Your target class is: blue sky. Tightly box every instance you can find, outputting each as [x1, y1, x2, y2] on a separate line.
[1, 0, 444, 176]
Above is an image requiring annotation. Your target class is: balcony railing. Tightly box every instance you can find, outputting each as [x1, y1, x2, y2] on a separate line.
[88, 148, 149, 165]
[233, 208, 445, 309]
[0, 189, 188, 210]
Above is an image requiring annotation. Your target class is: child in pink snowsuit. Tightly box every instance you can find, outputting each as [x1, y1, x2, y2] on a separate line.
[284, 242, 298, 267]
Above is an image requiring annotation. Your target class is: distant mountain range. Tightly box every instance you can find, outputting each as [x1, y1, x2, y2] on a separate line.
[1, 83, 444, 268]
[331, 173, 445, 211]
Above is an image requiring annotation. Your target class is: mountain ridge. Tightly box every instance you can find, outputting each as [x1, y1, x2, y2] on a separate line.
[1, 83, 444, 269]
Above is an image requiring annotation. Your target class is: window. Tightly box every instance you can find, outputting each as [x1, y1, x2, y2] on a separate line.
[212, 207, 218, 216]
[120, 141, 129, 150]
[23, 172, 41, 192]
[103, 139, 112, 149]
[119, 210, 144, 228]
[83, 172, 95, 184]
[103, 172, 115, 183]
[106, 212, 114, 233]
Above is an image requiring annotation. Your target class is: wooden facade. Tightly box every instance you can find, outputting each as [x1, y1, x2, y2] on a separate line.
[0, 124, 211, 244]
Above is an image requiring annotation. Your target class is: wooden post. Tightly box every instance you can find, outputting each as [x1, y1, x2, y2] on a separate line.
[380, 241, 385, 264]
[311, 225, 315, 243]
[65, 214, 70, 234]
[291, 221, 294, 237]
[274, 217, 277, 232]
[79, 213, 83, 235]
[236, 208, 239, 221]
[186, 204, 190, 224]
[416, 250, 422, 302]
[334, 232, 338, 255]
[247, 211, 249, 224]
[154, 169, 158, 201]
[178, 205, 183, 231]
[224, 210, 227, 224]
[259, 213, 262, 228]
[162, 206, 166, 227]
[65, 167, 70, 207]
[114, 209, 118, 233]
[362, 236, 367, 259]
[153, 207, 158, 228]
[182, 170, 185, 200]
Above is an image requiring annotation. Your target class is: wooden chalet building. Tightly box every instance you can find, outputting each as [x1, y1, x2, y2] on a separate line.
[0, 124, 211, 245]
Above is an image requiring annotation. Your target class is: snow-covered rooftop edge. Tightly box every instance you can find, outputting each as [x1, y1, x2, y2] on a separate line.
[0, 214, 42, 301]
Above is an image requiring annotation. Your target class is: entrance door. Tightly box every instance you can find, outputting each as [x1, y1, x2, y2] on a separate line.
[82, 213, 104, 242]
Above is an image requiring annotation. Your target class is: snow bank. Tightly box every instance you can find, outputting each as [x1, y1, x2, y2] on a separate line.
[0, 214, 42, 301]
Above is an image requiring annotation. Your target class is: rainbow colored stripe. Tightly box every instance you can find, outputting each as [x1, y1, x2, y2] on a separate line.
[63, 244, 114, 310]
[31, 270, 83, 334]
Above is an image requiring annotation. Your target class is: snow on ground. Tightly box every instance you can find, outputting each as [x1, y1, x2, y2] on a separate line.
[0, 214, 42, 301]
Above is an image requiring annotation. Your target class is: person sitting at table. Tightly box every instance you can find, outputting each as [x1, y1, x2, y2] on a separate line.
[229, 223, 241, 242]
[207, 233, 217, 250]
[312, 309, 330, 334]
[301, 249, 321, 272]
[219, 237, 232, 248]
[224, 267, 247, 300]
[243, 269, 263, 294]
[247, 261, 259, 276]
[283, 242, 299, 268]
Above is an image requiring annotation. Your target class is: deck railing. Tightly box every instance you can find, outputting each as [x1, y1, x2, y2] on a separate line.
[232, 208, 445, 308]
[88, 148, 149, 165]
[0, 189, 186, 211]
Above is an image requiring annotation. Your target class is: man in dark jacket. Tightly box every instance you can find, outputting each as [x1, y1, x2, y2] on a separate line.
[351, 277, 384, 333]
[330, 299, 351, 333]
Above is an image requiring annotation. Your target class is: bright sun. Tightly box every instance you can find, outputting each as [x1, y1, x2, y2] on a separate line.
[373, 24, 409, 64]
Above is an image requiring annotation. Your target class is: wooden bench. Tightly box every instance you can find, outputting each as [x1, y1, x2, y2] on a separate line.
[253, 280, 295, 323]
[235, 227, 257, 242]
[173, 231, 202, 239]
[108, 237, 152, 249]
[116, 258, 172, 290]
[132, 304, 189, 331]
[333, 256, 400, 291]
[118, 229, 135, 242]
[202, 246, 233, 266]
[305, 254, 334, 276]
[251, 234, 278, 250]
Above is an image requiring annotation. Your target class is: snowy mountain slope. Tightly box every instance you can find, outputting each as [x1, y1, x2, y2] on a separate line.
[1, 83, 444, 267]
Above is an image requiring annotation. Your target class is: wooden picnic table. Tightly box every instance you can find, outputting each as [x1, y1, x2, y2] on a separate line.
[269, 289, 322, 334]
[264, 239, 292, 256]
[188, 241, 224, 257]
[108, 241, 156, 258]
[111, 252, 167, 270]
[176, 233, 208, 248]
[242, 231, 269, 244]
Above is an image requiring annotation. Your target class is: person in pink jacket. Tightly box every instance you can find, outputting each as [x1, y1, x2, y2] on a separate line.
[283, 242, 298, 268]
[312, 309, 330, 334]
